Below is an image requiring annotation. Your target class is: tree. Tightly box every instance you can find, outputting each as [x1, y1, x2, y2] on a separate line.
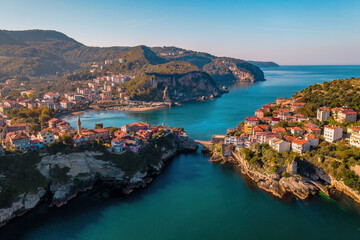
[110, 127, 118, 136]
[62, 134, 74, 146]
[29, 123, 41, 132]
[95, 123, 103, 129]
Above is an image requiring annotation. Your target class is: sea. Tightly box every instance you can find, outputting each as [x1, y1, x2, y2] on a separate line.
[2, 65, 360, 240]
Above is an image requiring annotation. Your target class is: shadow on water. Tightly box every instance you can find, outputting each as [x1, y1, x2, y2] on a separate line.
[0, 151, 203, 240]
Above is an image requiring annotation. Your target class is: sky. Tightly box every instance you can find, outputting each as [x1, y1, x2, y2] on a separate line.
[0, 0, 359, 65]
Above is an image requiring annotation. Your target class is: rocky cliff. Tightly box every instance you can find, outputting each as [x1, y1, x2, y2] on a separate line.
[213, 151, 360, 203]
[0, 136, 198, 227]
[124, 61, 224, 102]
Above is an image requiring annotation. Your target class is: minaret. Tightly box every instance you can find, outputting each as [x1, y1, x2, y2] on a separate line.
[77, 117, 82, 135]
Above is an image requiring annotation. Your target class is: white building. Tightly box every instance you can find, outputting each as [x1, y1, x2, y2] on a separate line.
[317, 107, 330, 121]
[350, 130, 360, 148]
[291, 139, 311, 154]
[269, 138, 291, 153]
[323, 125, 343, 142]
[37, 131, 55, 145]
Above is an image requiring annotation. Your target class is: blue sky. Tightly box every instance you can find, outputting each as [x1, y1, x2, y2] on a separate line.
[0, 0, 359, 65]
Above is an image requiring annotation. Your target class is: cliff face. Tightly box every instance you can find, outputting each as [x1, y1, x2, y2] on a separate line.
[0, 137, 198, 227]
[202, 58, 265, 83]
[149, 71, 222, 101]
[220, 151, 360, 203]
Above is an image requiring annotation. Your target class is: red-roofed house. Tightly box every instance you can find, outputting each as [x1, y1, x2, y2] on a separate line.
[292, 139, 310, 154]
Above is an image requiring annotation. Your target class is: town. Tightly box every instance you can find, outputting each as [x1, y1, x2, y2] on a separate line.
[0, 71, 171, 116]
[0, 110, 188, 155]
[212, 96, 360, 155]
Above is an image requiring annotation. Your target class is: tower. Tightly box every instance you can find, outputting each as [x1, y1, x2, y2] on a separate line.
[77, 117, 81, 135]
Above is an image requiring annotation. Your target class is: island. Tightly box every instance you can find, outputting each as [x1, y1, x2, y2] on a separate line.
[207, 77, 360, 203]
[0, 116, 198, 227]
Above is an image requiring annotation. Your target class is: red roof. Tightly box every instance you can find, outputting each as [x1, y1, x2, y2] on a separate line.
[292, 139, 308, 145]
[245, 116, 259, 121]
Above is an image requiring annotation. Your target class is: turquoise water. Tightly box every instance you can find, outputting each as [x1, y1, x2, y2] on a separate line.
[2, 65, 360, 239]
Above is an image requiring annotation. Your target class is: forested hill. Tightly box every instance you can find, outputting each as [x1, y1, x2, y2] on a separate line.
[0, 29, 275, 83]
[292, 78, 360, 117]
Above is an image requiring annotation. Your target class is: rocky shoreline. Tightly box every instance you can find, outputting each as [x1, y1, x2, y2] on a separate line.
[209, 151, 360, 204]
[0, 138, 198, 228]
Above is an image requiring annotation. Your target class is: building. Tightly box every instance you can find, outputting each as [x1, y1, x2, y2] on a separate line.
[244, 117, 259, 126]
[255, 109, 264, 118]
[291, 139, 310, 154]
[317, 107, 330, 121]
[272, 127, 286, 134]
[323, 125, 343, 142]
[9, 131, 30, 151]
[269, 138, 291, 153]
[350, 130, 360, 148]
[224, 136, 244, 147]
[111, 138, 125, 152]
[337, 108, 357, 123]
[305, 134, 319, 148]
[37, 131, 55, 145]
[212, 134, 225, 145]
[289, 127, 304, 136]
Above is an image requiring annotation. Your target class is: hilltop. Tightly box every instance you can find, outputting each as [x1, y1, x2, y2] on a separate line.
[292, 77, 360, 117]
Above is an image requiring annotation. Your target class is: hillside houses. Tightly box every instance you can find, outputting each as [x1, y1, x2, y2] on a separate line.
[214, 96, 360, 156]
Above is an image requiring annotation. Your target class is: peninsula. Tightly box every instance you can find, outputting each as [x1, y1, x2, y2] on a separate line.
[208, 77, 360, 203]
[0, 116, 198, 227]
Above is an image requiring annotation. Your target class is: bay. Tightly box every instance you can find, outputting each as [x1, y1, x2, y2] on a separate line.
[2, 65, 360, 240]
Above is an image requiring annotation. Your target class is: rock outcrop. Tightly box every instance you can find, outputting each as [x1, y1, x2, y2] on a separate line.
[0, 137, 198, 227]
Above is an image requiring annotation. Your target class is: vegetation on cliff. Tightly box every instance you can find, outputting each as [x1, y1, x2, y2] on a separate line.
[293, 78, 360, 117]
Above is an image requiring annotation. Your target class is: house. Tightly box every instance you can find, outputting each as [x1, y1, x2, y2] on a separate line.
[121, 122, 149, 133]
[272, 127, 286, 134]
[29, 139, 44, 151]
[289, 127, 304, 136]
[7, 123, 30, 132]
[291, 102, 306, 112]
[225, 136, 244, 147]
[253, 125, 269, 135]
[276, 97, 288, 105]
[43, 92, 60, 100]
[48, 118, 61, 128]
[73, 134, 89, 147]
[9, 131, 30, 151]
[293, 114, 306, 122]
[350, 130, 360, 148]
[304, 122, 319, 131]
[255, 109, 264, 118]
[323, 125, 343, 143]
[305, 134, 319, 148]
[212, 134, 225, 145]
[271, 118, 280, 125]
[307, 127, 321, 136]
[111, 138, 125, 152]
[60, 100, 73, 109]
[37, 131, 55, 145]
[317, 107, 330, 121]
[124, 139, 142, 153]
[244, 117, 259, 126]
[269, 138, 291, 153]
[291, 139, 310, 154]
[137, 129, 152, 140]
[337, 108, 357, 123]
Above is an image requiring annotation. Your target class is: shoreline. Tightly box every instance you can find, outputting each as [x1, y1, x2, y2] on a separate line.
[0, 136, 199, 228]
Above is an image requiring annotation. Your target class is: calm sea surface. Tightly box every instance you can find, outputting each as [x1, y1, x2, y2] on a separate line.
[2, 65, 360, 240]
